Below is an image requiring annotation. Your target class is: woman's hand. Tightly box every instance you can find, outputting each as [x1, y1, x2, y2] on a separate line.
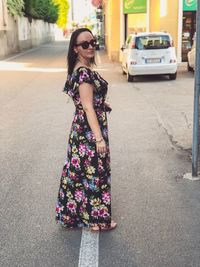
[96, 139, 107, 154]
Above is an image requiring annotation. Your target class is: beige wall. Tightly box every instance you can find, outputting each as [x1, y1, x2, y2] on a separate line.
[150, 0, 179, 50]
[104, 0, 121, 61]
[160, 0, 179, 49]
[149, 0, 160, 32]
[0, 0, 7, 30]
[127, 13, 147, 34]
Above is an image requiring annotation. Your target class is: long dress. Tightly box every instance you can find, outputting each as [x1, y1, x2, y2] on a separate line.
[55, 66, 112, 228]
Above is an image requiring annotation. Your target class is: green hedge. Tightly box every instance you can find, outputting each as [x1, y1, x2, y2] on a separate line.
[24, 0, 58, 23]
[7, 0, 69, 28]
[7, 0, 24, 17]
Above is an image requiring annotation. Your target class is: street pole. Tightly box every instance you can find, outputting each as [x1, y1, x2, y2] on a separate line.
[192, 1, 200, 177]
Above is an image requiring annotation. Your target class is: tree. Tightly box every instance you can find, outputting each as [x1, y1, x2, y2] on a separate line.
[7, 0, 24, 17]
[52, 0, 69, 29]
[23, 0, 58, 23]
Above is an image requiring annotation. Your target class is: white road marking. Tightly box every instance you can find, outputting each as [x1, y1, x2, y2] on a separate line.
[0, 47, 40, 62]
[78, 228, 99, 267]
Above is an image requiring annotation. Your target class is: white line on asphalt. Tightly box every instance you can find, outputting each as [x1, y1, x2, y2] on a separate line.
[78, 228, 99, 267]
[0, 47, 41, 62]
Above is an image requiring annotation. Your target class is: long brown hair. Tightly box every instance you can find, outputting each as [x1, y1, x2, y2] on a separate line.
[67, 28, 96, 76]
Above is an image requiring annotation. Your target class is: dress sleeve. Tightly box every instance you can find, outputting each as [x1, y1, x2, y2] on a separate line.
[77, 67, 93, 86]
[63, 67, 94, 98]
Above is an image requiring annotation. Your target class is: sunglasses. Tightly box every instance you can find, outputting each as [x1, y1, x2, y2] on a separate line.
[75, 39, 97, 49]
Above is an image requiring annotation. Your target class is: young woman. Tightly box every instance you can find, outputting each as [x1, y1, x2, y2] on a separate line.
[55, 28, 117, 231]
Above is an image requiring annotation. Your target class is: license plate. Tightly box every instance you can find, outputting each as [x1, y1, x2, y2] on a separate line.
[146, 58, 161, 64]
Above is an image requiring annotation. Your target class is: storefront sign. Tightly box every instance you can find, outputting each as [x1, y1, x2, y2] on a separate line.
[183, 0, 197, 11]
[123, 0, 147, 14]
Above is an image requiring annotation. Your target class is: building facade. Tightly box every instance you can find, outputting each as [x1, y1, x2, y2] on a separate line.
[103, 0, 197, 63]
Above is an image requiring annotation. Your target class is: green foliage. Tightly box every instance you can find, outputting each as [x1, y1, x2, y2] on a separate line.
[24, 0, 59, 23]
[7, 0, 69, 26]
[7, 0, 24, 17]
[52, 0, 70, 29]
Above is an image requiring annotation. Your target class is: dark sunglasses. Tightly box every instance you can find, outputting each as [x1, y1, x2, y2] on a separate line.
[75, 39, 97, 49]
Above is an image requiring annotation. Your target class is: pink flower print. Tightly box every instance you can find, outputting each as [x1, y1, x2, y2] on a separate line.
[98, 207, 109, 218]
[77, 110, 84, 121]
[71, 156, 80, 169]
[67, 200, 77, 213]
[59, 190, 65, 199]
[106, 157, 110, 165]
[64, 160, 70, 169]
[102, 192, 111, 205]
[63, 215, 71, 222]
[83, 180, 89, 190]
[98, 208, 106, 217]
[91, 209, 99, 218]
[83, 196, 88, 204]
[98, 164, 104, 173]
[87, 149, 95, 158]
[84, 159, 90, 168]
[70, 172, 76, 180]
[79, 206, 85, 213]
[79, 144, 86, 157]
[94, 177, 100, 186]
[75, 189, 83, 202]
[56, 204, 61, 214]
[97, 111, 103, 117]
[79, 71, 89, 83]
[62, 169, 67, 177]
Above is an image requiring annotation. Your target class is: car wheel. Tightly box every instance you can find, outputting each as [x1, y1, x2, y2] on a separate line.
[127, 72, 134, 82]
[187, 62, 193, 72]
[169, 72, 177, 80]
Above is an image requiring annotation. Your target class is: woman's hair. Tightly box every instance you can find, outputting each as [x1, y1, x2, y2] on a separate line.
[67, 28, 96, 76]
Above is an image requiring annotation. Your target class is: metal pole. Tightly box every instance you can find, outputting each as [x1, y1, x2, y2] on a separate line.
[192, 1, 200, 177]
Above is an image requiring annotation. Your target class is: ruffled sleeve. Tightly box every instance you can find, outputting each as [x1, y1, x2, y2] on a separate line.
[76, 67, 93, 86]
[63, 67, 108, 98]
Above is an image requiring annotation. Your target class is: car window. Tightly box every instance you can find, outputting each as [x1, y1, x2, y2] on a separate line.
[135, 35, 171, 50]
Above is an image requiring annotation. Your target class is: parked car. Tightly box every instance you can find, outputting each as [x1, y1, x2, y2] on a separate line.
[187, 35, 196, 71]
[182, 39, 192, 62]
[121, 32, 177, 82]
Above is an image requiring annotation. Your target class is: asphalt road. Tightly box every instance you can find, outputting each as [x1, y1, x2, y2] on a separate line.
[0, 41, 200, 267]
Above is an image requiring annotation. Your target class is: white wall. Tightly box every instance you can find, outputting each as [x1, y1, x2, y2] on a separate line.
[0, 0, 7, 30]
[17, 17, 55, 50]
[0, 7, 55, 59]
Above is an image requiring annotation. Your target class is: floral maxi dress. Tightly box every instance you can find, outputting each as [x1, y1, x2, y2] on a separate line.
[55, 67, 112, 228]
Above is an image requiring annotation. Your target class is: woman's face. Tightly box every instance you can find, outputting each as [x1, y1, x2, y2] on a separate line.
[74, 31, 96, 62]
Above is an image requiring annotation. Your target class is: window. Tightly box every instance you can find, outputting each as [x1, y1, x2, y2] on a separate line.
[135, 35, 171, 50]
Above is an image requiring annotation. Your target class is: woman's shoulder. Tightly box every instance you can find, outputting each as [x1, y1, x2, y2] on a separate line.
[73, 65, 93, 74]
[69, 65, 94, 86]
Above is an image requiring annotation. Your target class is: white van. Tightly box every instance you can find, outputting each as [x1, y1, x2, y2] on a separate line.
[121, 32, 177, 82]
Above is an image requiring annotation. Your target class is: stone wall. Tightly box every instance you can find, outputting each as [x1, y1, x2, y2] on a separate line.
[0, 11, 55, 59]
[17, 17, 55, 50]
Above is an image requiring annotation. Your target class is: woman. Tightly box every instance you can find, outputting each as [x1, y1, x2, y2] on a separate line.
[55, 28, 117, 231]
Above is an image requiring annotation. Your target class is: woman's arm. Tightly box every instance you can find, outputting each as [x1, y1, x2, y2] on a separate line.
[79, 83, 106, 154]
